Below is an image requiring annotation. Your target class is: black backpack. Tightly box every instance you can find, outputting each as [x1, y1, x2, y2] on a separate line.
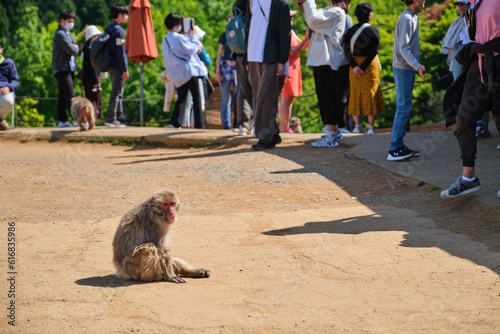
[89, 33, 113, 72]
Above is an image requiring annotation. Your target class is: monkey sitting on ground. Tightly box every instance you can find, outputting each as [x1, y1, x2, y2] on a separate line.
[70, 96, 95, 131]
[290, 117, 303, 133]
[112, 190, 211, 283]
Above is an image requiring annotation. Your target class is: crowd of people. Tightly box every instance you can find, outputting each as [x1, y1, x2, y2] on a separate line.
[51, 4, 130, 129]
[0, 0, 498, 199]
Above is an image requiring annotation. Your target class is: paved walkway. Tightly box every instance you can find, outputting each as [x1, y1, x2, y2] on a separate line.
[1, 122, 499, 205]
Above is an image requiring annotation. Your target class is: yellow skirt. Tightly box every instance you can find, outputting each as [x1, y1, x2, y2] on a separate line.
[348, 56, 386, 117]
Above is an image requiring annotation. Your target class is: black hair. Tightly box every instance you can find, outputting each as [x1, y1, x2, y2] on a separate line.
[402, 0, 414, 5]
[59, 9, 76, 21]
[355, 3, 374, 23]
[111, 3, 129, 19]
[164, 12, 182, 30]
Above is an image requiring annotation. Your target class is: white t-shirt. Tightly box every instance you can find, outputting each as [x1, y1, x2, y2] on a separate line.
[247, 0, 271, 62]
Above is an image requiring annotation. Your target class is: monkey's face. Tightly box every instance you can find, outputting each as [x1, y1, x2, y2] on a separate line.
[162, 201, 177, 221]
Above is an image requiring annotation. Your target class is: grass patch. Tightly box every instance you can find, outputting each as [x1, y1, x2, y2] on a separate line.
[111, 138, 139, 146]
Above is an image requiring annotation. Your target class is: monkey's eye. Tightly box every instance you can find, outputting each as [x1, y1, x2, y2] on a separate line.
[162, 202, 176, 208]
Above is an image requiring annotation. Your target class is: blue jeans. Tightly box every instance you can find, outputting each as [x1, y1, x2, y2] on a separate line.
[220, 84, 232, 129]
[390, 67, 415, 151]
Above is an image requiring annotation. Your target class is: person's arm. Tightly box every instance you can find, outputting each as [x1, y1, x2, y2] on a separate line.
[359, 27, 380, 71]
[215, 43, 224, 83]
[54, 30, 79, 56]
[301, 0, 345, 38]
[290, 29, 310, 56]
[397, 15, 422, 71]
[111, 25, 129, 80]
[7, 60, 19, 92]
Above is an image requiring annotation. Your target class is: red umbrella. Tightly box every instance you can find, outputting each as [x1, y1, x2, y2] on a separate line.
[126, 0, 158, 63]
[126, 0, 158, 126]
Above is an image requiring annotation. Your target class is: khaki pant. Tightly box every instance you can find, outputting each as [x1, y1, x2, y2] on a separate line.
[0, 92, 14, 119]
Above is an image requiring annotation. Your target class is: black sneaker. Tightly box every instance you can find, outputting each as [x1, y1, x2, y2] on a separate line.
[252, 140, 275, 151]
[440, 176, 481, 198]
[404, 145, 420, 157]
[251, 134, 281, 151]
[387, 146, 414, 161]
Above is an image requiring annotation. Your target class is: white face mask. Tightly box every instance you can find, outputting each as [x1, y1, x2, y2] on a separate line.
[65, 22, 74, 31]
[174, 25, 182, 33]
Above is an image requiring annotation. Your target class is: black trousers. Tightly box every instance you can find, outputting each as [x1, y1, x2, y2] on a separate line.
[456, 58, 493, 167]
[55, 71, 75, 122]
[312, 64, 349, 128]
[172, 76, 205, 129]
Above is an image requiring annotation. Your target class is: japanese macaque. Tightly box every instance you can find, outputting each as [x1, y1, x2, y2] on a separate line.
[290, 117, 303, 133]
[112, 190, 211, 283]
[70, 96, 95, 131]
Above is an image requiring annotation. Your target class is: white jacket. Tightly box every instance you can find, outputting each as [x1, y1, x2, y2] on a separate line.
[302, 0, 347, 70]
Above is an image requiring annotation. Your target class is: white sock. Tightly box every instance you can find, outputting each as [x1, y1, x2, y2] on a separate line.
[462, 176, 476, 182]
[325, 130, 335, 138]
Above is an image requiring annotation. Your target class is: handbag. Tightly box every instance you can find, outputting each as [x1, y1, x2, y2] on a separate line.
[203, 77, 215, 100]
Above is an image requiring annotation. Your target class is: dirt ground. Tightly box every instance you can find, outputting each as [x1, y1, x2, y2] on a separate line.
[0, 136, 499, 334]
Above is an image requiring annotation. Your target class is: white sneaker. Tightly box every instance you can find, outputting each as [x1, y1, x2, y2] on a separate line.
[497, 144, 500, 150]
[71, 121, 79, 127]
[238, 125, 249, 135]
[112, 120, 126, 127]
[332, 130, 344, 142]
[352, 125, 364, 134]
[57, 121, 68, 128]
[311, 135, 339, 148]
[338, 127, 350, 134]
[497, 190, 500, 199]
[367, 127, 375, 135]
[104, 121, 115, 127]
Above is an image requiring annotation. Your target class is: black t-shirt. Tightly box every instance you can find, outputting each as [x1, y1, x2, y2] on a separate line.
[218, 32, 237, 61]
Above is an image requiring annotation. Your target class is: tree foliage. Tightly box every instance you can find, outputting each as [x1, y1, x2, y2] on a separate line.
[2, 0, 459, 131]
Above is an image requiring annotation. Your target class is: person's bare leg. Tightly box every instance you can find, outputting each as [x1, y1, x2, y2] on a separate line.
[278, 95, 293, 132]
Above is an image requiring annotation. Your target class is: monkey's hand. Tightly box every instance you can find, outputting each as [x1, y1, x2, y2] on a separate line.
[200, 269, 211, 278]
[166, 276, 186, 284]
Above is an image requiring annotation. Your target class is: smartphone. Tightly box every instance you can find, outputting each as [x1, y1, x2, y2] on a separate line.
[183, 18, 194, 33]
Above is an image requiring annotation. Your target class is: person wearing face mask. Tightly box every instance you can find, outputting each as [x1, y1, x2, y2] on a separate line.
[162, 12, 208, 129]
[104, 3, 129, 127]
[52, 9, 80, 128]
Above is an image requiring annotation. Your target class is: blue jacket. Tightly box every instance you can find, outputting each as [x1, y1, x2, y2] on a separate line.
[162, 31, 208, 88]
[106, 21, 128, 73]
[0, 58, 19, 92]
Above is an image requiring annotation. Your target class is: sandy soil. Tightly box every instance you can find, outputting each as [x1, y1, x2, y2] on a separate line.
[0, 138, 499, 333]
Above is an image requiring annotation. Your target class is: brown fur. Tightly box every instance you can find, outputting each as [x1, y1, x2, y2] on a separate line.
[290, 117, 303, 133]
[112, 190, 211, 283]
[71, 96, 95, 131]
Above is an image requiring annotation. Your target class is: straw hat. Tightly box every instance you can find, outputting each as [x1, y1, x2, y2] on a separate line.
[84, 25, 102, 42]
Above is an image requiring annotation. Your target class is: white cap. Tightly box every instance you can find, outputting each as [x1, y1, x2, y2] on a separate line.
[84, 25, 102, 42]
[193, 25, 206, 39]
